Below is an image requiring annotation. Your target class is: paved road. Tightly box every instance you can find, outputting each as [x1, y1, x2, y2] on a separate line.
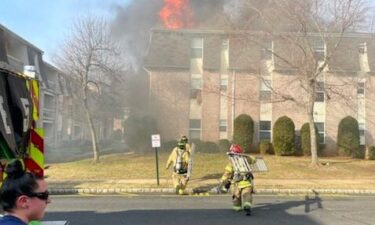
[43, 194, 375, 225]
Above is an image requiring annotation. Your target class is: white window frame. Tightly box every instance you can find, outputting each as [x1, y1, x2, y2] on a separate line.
[189, 119, 201, 139]
[314, 122, 325, 144]
[259, 120, 272, 141]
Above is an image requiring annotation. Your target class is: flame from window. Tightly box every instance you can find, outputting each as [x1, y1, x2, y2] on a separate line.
[159, 0, 194, 29]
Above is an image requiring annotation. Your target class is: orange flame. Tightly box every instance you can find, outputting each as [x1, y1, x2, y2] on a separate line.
[159, 0, 194, 29]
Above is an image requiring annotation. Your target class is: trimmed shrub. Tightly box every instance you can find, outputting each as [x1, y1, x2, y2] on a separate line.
[353, 146, 365, 159]
[233, 114, 254, 153]
[368, 146, 375, 160]
[337, 116, 360, 157]
[218, 139, 231, 152]
[259, 140, 273, 155]
[123, 115, 158, 153]
[300, 123, 322, 156]
[200, 141, 220, 153]
[191, 138, 204, 152]
[273, 116, 296, 156]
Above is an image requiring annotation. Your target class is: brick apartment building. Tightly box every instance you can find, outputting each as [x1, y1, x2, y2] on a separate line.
[144, 28, 375, 153]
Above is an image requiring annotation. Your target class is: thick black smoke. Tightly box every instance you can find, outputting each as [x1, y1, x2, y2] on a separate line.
[110, 0, 229, 71]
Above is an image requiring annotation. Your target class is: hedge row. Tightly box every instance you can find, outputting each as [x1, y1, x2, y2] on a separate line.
[161, 139, 232, 153]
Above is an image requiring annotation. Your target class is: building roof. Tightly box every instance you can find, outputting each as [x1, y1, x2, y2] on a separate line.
[0, 24, 43, 53]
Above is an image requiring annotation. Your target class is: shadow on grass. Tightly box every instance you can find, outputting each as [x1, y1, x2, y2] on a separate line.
[199, 173, 222, 180]
[320, 159, 357, 166]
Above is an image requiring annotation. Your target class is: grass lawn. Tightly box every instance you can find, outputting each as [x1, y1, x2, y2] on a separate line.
[45, 152, 375, 190]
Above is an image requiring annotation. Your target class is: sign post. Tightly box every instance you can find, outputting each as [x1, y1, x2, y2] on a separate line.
[151, 134, 161, 186]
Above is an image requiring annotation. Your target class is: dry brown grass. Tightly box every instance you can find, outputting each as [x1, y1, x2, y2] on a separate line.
[45, 152, 375, 190]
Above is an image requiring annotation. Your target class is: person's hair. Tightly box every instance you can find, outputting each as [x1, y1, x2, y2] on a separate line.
[0, 159, 41, 212]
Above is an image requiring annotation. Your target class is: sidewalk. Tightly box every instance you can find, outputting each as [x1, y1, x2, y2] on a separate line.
[47, 178, 375, 195]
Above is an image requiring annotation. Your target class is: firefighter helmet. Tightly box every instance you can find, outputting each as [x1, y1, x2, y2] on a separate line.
[177, 142, 186, 150]
[180, 135, 188, 144]
[230, 144, 243, 154]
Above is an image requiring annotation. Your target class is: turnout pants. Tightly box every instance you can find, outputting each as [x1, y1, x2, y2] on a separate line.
[172, 172, 189, 194]
[232, 184, 253, 209]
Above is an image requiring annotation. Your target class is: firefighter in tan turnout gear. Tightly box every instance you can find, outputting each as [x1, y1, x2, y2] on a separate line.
[166, 142, 191, 195]
[220, 144, 257, 216]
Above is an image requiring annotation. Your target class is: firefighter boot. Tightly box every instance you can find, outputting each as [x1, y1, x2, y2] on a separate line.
[175, 185, 181, 194]
[243, 202, 252, 216]
[232, 206, 242, 212]
[178, 189, 185, 195]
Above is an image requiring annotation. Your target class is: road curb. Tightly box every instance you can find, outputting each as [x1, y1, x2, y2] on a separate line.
[49, 188, 375, 196]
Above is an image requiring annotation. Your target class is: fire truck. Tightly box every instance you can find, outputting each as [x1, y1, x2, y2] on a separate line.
[0, 62, 44, 180]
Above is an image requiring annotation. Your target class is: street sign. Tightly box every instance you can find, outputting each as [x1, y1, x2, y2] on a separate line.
[151, 134, 161, 148]
[151, 134, 161, 186]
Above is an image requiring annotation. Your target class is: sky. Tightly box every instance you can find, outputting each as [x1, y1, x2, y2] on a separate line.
[0, 0, 132, 63]
[1, 0, 374, 65]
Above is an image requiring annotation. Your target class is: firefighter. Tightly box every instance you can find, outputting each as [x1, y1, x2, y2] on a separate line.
[220, 144, 257, 215]
[166, 142, 191, 195]
[179, 135, 191, 153]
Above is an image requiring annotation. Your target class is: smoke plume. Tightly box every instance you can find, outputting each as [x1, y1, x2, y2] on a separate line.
[110, 0, 230, 71]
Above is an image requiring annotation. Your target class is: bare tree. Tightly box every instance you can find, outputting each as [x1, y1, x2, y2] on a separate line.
[55, 15, 125, 163]
[226, 0, 369, 166]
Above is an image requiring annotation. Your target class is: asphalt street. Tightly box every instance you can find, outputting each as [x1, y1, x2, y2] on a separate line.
[43, 194, 375, 225]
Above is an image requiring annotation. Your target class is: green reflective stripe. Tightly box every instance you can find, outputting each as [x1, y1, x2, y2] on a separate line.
[29, 221, 42, 225]
[243, 202, 252, 208]
[233, 206, 242, 211]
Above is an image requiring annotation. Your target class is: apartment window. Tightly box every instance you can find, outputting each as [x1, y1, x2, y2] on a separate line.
[220, 78, 228, 92]
[222, 39, 229, 51]
[191, 38, 203, 59]
[359, 122, 365, 145]
[260, 90, 271, 101]
[261, 41, 273, 60]
[189, 119, 201, 139]
[190, 78, 202, 99]
[260, 79, 272, 101]
[190, 89, 200, 99]
[314, 122, 325, 144]
[315, 93, 324, 102]
[191, 48, 203, 59]
[313, 38, 325, 61]
[259, 120, 271, 141]
[189, 130, 201, 139]
[358, 42, 367, 54]
[190, 119, 201, 129]
[316, 81, 324, 91]
[357, 82, 365, 95]
[315, 82, 325, 102]
[219, 119, 227, 132]
[261, 79, 272, 90]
